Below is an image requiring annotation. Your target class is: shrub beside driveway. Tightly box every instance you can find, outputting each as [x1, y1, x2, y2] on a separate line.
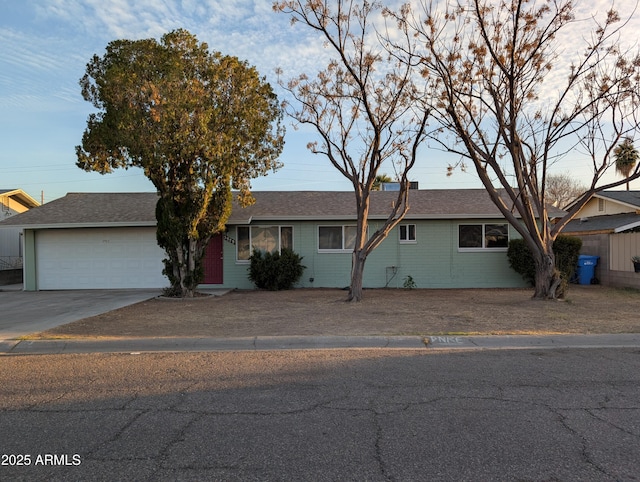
[32, 285, 640, 339]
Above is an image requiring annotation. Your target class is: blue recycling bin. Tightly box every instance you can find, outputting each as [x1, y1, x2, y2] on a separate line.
[576, 255, 599, 285]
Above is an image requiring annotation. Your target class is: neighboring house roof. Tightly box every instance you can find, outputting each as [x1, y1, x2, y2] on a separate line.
[565, 190, 640, 212]
[0, 190, 564, 229]
[564, 212, 640, 234]
[561, 190, 640, 234]
[0, 189, 40, 211]
[596, 190, 640, 209]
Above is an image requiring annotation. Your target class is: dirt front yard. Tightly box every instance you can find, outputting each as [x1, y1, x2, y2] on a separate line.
[34, 285, 640, 339]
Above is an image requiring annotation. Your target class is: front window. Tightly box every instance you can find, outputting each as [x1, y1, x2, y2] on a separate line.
[399, 224, 417, 243]
[458, 224, 508, 250]
[318, 225, 357, 251]
[237, 226, 293, 261]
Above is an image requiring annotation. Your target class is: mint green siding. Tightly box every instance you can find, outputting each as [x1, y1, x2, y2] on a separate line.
[209, 219, 527, 290]
[23, 229, 37, 291]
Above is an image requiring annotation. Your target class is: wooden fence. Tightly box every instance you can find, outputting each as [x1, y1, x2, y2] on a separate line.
[609, 232, 640, 272]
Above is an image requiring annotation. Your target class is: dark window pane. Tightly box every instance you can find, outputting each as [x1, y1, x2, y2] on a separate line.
[459, 225, 482, 248]
[485, 224, 508, 248]
[400, 224, 416, 241]
[280, 226, 293, 251]
[319, 226, 342, 250]
[237, 226, 250, 260]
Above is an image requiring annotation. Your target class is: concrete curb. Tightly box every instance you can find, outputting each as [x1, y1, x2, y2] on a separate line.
[2, 333, 640, 355]
[425, 333, 640, 350]
[0, 336, 426, 355]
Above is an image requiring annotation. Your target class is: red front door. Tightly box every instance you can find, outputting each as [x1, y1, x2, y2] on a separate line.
[203, 234, 223, 284]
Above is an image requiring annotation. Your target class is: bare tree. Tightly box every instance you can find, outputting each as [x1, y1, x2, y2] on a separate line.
[389, 0, 640, 299]
[546, 173, 587, 209]
[274, 0, 429, 301]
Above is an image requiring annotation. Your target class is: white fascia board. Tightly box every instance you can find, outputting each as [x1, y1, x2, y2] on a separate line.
[401, 214, 512, 220]
[236, 215, 355, 223]
[229, 214, 511, 223]
[226, 216, 253, 225]
[8, 222, 157, 230]
[614, 220, 640, 233]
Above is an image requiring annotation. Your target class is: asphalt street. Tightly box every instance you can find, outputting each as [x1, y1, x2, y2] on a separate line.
[2, 348, 639, 481]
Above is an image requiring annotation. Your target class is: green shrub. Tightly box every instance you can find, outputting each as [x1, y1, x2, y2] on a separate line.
[248, 248, 306, 290]
[403, 275, 417, 289]
[507, 235, 583, 287]
[507, 239, 535, 285]
[553, 235, 582, 283]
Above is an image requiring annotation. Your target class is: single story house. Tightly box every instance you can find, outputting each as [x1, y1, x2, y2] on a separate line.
[0, 189, 556, 291]
[563, 191, 640, 289]
[0, 189, 40, 284]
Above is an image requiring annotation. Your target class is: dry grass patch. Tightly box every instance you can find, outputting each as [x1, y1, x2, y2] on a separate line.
[32, 285, 640, 339]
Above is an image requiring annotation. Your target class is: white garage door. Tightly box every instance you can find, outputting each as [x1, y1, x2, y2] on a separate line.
[36, 227, 167, 289]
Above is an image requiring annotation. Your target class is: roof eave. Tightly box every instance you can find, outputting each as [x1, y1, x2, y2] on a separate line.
[229, 213, 522, 223]
[0, 189, 40, 209]
[614, 220, 640, 233]
[2, 221, 157, 230]
[565, 228, 615, 235]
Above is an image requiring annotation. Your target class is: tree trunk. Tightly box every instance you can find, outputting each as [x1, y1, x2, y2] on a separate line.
[532, 250, 563, 300]
[183, 238, 198, 298]
[170, 240, 196, 298]
[173, 245, 187, 297]
[164, 235, 211, 298]
[348, 249, 366, 302]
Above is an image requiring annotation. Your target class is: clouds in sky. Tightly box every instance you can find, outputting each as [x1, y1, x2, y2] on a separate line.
[0, 1, 341, 199]
[2, 1, 315, 108]
[1, 0, 639, 200]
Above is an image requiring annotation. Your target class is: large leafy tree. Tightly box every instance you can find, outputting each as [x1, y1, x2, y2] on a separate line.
[274, 0, 430, 302]
[390, 0, 640, 299]
[77, 29, 285, 297]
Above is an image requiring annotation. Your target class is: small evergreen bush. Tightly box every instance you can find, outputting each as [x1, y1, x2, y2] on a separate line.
[248, 248, 306, 290]
[507, 235, 582, 287]
[403, 275, 417, 289]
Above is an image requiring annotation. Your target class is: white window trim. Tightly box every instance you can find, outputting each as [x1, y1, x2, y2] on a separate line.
[236, 225, 294, 263]
[458, 223, 509, 252]
[399, 224, 417, 244]
[317, 224, 358, 253]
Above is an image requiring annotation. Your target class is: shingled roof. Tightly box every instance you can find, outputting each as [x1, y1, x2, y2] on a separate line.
[564, 212, 640, 234]
[0, 190, 560, 229]
[0, 192, 158, 228]
[225, 190, 538, 223]
[597, 191, 640, 209]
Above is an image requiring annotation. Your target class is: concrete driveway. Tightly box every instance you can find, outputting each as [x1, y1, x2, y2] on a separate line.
[0, 285, 160, 340]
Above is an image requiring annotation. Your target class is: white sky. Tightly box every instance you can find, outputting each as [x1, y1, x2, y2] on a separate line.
[1, 0, 639, 203]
